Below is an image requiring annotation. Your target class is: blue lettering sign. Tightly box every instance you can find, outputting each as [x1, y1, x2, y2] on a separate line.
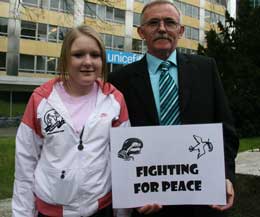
[106, 50, 143, 65]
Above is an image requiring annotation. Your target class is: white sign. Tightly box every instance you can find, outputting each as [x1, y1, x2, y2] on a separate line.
[110, 123, 226, 208]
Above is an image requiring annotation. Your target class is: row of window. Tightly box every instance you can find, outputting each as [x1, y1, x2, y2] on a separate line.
[207, 0, 226, 6]
[100, 33, 125, 51]
[21, 0, 74, 14]
[205, 10, 225, 24]
[85, 2, 125, 24]
[20, 54, 58, 74]
[0, 52, 124, 74]
[0, 46, 197, 75]
[2, 18, 198, 53]
[0, 17, 71, 42]
[0, 52, 58, 74]
[86, 2, 199, 27]
[100, 33, 147, 53]
[21, 21, 70, 42]
[173, 0, 200, 19]
[177, 47, 197, 55]
[1, 17, 143, 52]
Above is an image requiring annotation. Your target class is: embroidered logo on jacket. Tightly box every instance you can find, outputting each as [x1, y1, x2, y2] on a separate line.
[44, 109, 65, 134]
[118, 138, 143, 161]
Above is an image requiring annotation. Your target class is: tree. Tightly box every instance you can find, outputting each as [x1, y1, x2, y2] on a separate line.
[198, 0, 260, 137]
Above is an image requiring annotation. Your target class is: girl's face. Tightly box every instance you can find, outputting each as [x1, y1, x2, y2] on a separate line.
[67, 34, 102, 96]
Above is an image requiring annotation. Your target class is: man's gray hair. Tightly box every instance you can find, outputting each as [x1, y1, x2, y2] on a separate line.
[140, 0, 183, 24]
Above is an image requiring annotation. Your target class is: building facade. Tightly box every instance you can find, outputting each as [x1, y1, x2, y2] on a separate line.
[0, 0, 228, 117]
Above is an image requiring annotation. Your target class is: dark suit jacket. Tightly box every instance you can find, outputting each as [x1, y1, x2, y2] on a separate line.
[108, 52, 239, 217]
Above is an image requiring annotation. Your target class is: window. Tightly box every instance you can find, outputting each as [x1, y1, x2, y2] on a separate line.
[97, 5, 106, 20]
[36, 56, 46, 73]
[60, 0, 73, 13]
[132, 39, 142, 52]
[106, 6, 113, 21]
[0, 52, 6, 69]
[50, 0, 59, 10]
[205, 10, 225, 24]
[104, 34, 112, 48]
[21, 21, 36, 39]
[85, 2, 96, 17]
[48, 25, 58, 42]
[22, 0, 38, 7]
[20, 54, 35, 72]
[133, 13, 141, 27]
[0, 17, 8, 36]
[185, 26, 191, 40]
[113, 36, 124, 50]
[184, 26, 199, 41]
[191, 28, 199, 40]
[192, 6, 199, 19]
[59, 27, 70, 42]
[37, 23, 47, 41]
[47, 57, 57, 73]
[114, 8, 125, 24]
[185, 4, 192, 16]
[205, 10, 210, 23]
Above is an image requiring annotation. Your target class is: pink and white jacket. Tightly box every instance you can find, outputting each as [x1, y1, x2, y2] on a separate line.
[12, 78, 130, 217]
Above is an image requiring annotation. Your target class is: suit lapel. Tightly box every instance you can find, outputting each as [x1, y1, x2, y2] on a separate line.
[129, 57, 160, 124]
[177, 53, 193, 121]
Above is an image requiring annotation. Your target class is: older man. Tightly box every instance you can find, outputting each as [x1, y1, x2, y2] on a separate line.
[109, 1, 239, 216]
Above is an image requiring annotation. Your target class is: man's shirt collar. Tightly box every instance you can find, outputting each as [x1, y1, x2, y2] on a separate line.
[146, 50, 177, 75]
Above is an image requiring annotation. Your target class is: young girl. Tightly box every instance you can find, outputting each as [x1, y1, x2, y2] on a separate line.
[12, 25, 130, 217]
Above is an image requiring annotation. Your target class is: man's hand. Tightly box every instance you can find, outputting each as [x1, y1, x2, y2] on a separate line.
[137, 204, 162, 215]
[211, 179, 235, 211]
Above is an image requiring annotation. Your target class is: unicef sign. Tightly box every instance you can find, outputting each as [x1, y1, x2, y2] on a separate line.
[106, 50, 143, 65]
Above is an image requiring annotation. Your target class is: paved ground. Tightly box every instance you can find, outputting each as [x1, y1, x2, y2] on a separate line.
[0, 127, 17, 137]
[0, 199, 11, 217]
[0, 127, 259, 216]
[235, 149, 260, 176]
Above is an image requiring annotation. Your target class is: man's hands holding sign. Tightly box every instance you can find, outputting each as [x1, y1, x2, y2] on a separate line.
[211, 179, 235, 211]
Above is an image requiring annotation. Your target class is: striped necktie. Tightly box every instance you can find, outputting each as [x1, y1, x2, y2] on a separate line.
[159, 61, 181, 125]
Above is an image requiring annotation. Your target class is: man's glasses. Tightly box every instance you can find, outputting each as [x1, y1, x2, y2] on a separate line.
[141, 18, 180, 31]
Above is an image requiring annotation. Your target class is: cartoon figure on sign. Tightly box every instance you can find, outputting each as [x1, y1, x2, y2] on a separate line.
[189, 135, 213, 159]
[118, 138, 143, 161]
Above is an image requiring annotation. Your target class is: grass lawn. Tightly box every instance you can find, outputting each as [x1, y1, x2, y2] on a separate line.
[239, 137, 260, 152]
[0, 135, 259, 217]
[0, 136, 15, 199]
[0, 100, 26, 117]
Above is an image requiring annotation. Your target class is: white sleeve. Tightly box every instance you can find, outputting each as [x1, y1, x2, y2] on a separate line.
[12, 123, 43, 217]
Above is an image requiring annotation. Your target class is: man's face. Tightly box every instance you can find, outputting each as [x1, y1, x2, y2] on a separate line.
[138, 3, 184, 60]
